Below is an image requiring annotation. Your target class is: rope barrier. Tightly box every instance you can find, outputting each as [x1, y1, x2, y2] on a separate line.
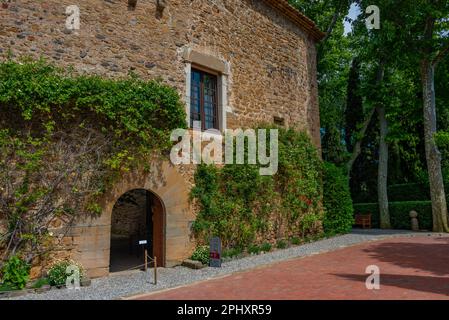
[121, 251, 157, 285]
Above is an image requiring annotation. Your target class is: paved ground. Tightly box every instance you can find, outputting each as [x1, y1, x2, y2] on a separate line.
[5, 229, 445, 300]
[133, 235, 449, 300]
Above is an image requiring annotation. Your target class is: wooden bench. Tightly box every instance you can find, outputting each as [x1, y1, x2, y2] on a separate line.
[354, 213, 372, 229]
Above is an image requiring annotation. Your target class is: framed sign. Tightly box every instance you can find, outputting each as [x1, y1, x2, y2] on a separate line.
[209, 237, 222, 268]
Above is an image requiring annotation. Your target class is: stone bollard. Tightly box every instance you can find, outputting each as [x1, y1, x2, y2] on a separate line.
[409, 210, 419, 231]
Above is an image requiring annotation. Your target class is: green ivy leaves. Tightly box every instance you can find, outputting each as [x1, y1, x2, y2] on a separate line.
[191, 128, 324, 249]
[0, 59, 187, 266]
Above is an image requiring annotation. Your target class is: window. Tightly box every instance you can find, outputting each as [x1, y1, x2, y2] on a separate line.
[190, 68, 219, 130]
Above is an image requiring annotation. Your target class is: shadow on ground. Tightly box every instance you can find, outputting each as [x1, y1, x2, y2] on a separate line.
[333, 237, 449, 296]
[333, 273, 449, 297]
[363, 237, 449, 276]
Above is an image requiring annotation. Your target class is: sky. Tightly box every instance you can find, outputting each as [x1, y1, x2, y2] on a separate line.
[344, 3, 362, 35]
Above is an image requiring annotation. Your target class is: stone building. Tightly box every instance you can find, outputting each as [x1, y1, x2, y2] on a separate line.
[0, 0, 323, 278]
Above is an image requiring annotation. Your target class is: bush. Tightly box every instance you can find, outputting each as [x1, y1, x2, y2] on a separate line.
[260, 242, 272, 252]
[276, 240, 288, 249]
[352, 183, 431, 203]
[353, 201, 433, 230]
[322, 162, 354, 235]
[290, 237, 301, 245]
[0, 255, 30, 290]
[31, 277, 49, 289]
[222, 247, 243, 259]
[387, 183, 430, 202]
[247, 244, 261, 255]
[0, 283, 17, 292]
[47, 259, 84, 286]
[190, 246, 209, 265]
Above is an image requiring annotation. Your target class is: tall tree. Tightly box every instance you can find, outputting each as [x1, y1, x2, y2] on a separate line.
[375, 63, 391, 228]
[351, 2, 394, 228]
[356, 0, 449, 231]
[420, 7, 449, 231]
[345, 58, 364, 153]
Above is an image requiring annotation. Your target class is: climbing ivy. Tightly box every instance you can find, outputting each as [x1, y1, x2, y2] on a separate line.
[191, 128, 324, 249]
[0, 58, 186, 153]
[322, 162, 354, 235]
[0, 58, 186, 264]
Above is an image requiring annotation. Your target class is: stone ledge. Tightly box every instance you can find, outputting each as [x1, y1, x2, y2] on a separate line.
[181, 259, 205, 269]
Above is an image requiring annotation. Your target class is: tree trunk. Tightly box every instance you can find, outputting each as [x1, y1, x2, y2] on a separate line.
[421, 60, 449, 232]
[377, 106, 391, 229]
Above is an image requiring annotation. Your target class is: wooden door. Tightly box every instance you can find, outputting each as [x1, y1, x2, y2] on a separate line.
[151, 194, 164, 267]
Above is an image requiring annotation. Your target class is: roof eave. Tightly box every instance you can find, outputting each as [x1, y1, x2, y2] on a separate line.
[263, 0, 326, 42]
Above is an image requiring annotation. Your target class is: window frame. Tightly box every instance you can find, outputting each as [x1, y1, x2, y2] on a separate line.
[190, 66, 220, 131]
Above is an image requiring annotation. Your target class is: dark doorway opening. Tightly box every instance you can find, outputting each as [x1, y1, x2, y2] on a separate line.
[109, 189, 164, 273]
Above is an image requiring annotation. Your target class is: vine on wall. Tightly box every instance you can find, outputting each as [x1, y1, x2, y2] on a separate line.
[0, 59, 186, 265]
[191, 128, 324, 249]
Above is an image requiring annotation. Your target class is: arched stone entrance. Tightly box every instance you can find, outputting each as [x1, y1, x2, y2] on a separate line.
[109, 189, 165, 272]
[70, 159, 195, 278]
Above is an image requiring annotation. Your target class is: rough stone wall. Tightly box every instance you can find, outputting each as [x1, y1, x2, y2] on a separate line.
[0, 0, 321, 277]
[0, 0, 320, 145]
[111, 189, 147, 237]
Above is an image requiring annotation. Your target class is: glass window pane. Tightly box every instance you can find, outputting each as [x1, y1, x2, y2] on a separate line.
[190, 69, 218, 130]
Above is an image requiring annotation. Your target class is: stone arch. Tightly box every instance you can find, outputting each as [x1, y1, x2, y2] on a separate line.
[71, 158, 195, 278]
[109, 188, 165, 272]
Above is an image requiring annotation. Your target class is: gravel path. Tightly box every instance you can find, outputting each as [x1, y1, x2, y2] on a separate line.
[5, 229, 443, 300]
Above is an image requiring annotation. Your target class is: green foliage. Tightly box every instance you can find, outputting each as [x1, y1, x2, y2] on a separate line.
[247, 244, 261, 255]
[276, 240, 288, 249]
[0, 255, 30, 290]
[345, 59, 364, 154]
[190, 246, 210, 265]
[322, 162, 354, 235]
[353, 182, 432, 203]
[222, 247, 243, 259]
[191, 128, 323, 249]
[387, 183, 430, 202]
[436, 131, 449, 150]
[289, 1, 353, 165]
[0, 59, 186, 150]
[353, 201, 433, 230]
[0, 59, 186, 262]
[291, 1, 449, 233]
[31, 277, 49, 289]
[290, 237, 301, 245]
[260, 243, 272, 253]
[277, 129, 323, 227]
[0, 58, 185, 183]
[47, 259, 84, 286]
[0, 283, 17, 292]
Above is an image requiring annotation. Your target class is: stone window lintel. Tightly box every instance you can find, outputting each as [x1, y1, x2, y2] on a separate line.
[182, 48, 230, 75]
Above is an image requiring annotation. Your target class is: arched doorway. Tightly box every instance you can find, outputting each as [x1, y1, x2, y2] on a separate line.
[109, 189, 164, 273]
[72, 160, 195, 278]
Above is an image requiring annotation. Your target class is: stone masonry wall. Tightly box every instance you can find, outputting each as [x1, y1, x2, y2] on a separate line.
[0, 0, 320, 145]
[0, 0, 321, 277]
[111, 189, 147, 237]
